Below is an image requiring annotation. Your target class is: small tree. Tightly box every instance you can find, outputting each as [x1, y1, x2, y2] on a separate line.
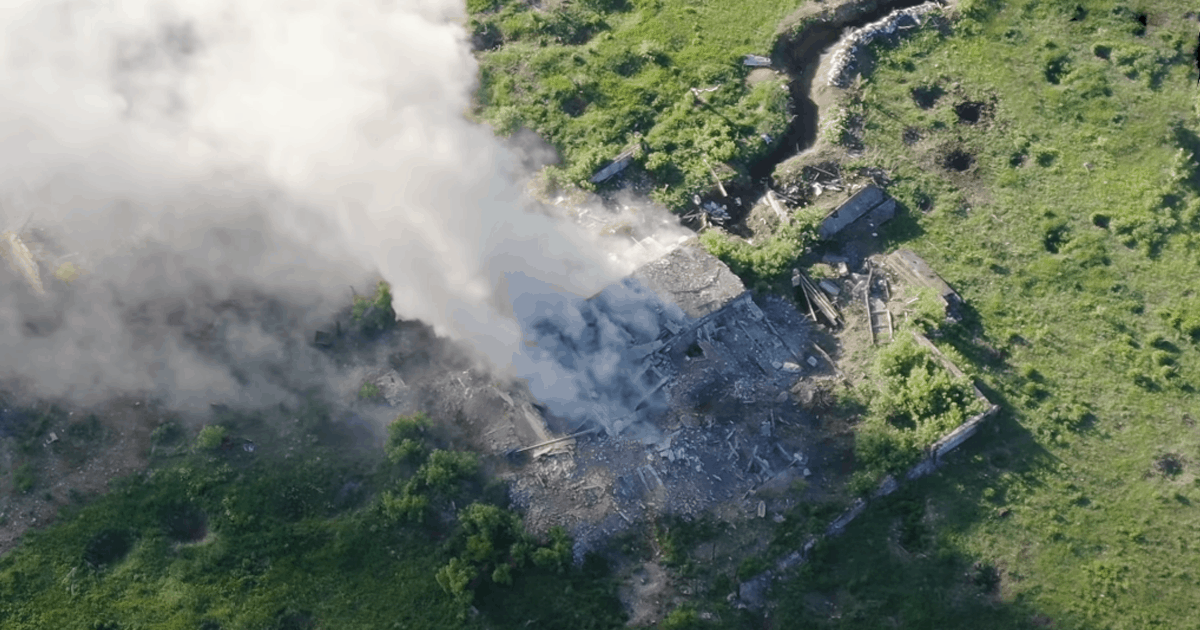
[195, 425, 227, 451]
[351, 281, 397, 335]
[385, 413, 430, 465]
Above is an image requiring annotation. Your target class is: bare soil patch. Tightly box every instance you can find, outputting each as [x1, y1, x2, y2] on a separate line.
[1155, 453, 1184, 478]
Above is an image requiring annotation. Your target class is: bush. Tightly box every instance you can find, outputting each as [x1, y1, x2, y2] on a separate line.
[13, 462, 35, 493]
[194, 425, 227, 451]
[351, 281, 397, 335]
[386, 413, 430, 465]
[698, 209, 822, 287]
[358, 382, 382, 401]
[854, 336, 986, 477]
[414, 450, 479, 496]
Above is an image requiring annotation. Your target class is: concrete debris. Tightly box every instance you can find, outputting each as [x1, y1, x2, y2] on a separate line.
[873, 474, 899, 498]
[827, 1, 942, 88]
[589, 147, 637, 184]
[884, 249, 965, 322]
[818, 279, 841, 297]
[818, 185, 897, 240]
[742, 54, 772, 67]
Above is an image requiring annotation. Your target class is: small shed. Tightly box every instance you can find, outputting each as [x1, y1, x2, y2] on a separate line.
[817, 185, 896, 240]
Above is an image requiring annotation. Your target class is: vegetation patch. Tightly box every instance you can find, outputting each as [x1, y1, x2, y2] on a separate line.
[468, 0, 799, 211]
[850, 335, 986, 486]
[0, 410, 624, 629]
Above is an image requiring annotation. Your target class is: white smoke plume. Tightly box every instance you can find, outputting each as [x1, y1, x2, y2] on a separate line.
[0, 0, 689, 424]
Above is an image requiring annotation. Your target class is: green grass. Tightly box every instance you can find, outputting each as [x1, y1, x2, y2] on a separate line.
[0, 411, 626, 630]
[770, 0, 1200, 627]
[470, 0, 798, 210]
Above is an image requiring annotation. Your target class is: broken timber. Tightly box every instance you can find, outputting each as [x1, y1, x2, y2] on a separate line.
[705, 159, 728, 197]
[511, 427, 600, 455]
[765, 190, 788, 222]
[793, 269, 840, 327]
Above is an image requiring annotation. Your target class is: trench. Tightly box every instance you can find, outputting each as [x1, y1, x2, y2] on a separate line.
[685, 0, 944, 228]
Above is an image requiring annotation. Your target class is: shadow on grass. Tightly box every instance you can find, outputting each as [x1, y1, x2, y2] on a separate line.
[776, 401, 1061, 628]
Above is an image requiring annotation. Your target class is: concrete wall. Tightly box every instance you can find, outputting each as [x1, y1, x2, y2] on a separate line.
[734, 332, 999, 611]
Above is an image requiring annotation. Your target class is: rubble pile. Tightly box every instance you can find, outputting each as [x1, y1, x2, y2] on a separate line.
[826, 1, 942, 88]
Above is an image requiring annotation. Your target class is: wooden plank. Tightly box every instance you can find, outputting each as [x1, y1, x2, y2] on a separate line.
[766, 190, 788, 222]
[865, 266, 876, 345]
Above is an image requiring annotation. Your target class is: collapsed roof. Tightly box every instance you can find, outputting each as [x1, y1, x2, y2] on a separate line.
[519, 237, 813, 442]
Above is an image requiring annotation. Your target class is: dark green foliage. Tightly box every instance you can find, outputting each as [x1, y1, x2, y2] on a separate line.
[82, 529, 135, 569]
[470, 0, 798, 211]
[654, 514, 722, 568]
[149, 420, 182, 446]
[194, 424, 227, 451]
[413, 450, 479, 496]
[351, 280, 396, 335]
[853, 336, 986, 480]
[698, 209, 823, 291]
[385, 412, 430, 465]
[12, 461, 35, 494]
[357, 381, 382, 401]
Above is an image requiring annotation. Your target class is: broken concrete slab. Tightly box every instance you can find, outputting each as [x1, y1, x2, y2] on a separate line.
[632, 237, 745, 320]
[589, 147, 637, 184]
[817, 184, 896, 239]
[884, 249, 964, 321]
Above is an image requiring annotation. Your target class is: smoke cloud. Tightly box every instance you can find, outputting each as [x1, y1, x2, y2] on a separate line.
[0, 0, 690, 429]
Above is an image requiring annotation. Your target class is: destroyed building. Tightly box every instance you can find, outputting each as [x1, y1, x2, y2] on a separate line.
[515, 236, 815, 443]
[503, 236, 823, 554]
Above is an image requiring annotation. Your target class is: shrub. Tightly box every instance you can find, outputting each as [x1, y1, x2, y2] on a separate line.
[13, 462, 35, 493]
[358, 382, 382, 401]
[351, 281, 397, 335]
[698, 209, 822, 287]
[854, 336, 986, 477]
[414, 450, 479, 495]
[150, 421, 182, 446]
[194, 425, 227, 451]
[386, 413, 430, 465]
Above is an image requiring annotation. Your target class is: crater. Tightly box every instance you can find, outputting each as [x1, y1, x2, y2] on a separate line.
[911, 84, 944, 109]
[954, 101, 987, 124]
[943, 149, 974, 172]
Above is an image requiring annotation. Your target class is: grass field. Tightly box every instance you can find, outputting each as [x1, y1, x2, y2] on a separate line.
[0, 407, 626, 630]
[6, 0, 1200, 628]
[769, 0, 1200, 627]
[469, 0, 797, 210]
